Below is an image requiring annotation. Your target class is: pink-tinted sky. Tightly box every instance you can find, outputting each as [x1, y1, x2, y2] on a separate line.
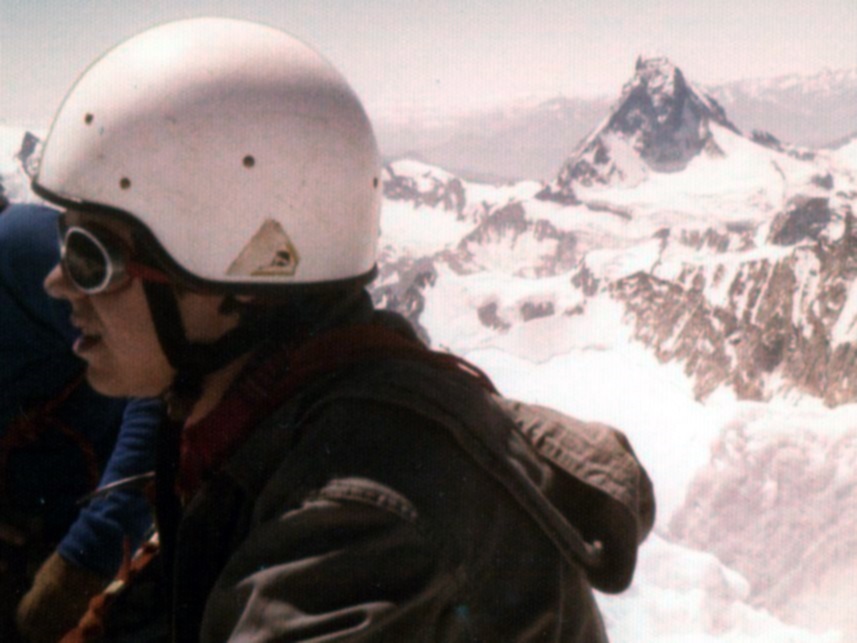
[1, 0, 855, 126]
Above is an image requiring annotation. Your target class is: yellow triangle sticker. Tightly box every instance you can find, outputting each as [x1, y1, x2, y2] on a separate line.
[227, 219, 300, 277]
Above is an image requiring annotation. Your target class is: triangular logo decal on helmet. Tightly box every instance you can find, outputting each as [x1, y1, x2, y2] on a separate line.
[227, 219, 300, 277]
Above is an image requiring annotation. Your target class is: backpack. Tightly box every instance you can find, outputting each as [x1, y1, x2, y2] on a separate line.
[62, 315, 656, 640]
[284, 322, 655, 593]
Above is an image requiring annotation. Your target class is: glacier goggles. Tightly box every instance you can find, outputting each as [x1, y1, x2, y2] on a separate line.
[58, 218, 170, 294]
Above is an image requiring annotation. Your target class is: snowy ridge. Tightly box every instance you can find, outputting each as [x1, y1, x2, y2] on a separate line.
[707, 66, 857, 149]
[710, 67, 857, 103]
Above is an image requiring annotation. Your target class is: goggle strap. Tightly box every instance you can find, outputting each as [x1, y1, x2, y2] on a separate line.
[143, 280, 189, 373]
[128, 262, 171, 284]
[142, 280, 264, 402]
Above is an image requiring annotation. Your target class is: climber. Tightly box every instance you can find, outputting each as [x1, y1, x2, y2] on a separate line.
[33, 18, 652, 641]
[0, 203, 158, 642]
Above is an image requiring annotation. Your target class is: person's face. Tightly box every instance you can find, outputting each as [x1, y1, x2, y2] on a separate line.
[44, 211, 236, 398]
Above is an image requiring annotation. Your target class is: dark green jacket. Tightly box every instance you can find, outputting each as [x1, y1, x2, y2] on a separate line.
[102, 328, 653, 642]
[164, 353, 653, 642]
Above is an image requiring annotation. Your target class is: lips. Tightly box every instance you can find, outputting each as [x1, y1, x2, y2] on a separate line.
[70, 313, 104, 356]
[73, 333, 103, 355]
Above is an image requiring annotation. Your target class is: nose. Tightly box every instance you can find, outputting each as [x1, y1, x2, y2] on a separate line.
[44, 262, 85, 302]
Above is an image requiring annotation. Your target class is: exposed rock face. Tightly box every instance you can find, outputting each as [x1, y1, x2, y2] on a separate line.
[570, 261, 600, 297]
[477, 301, 511, 331]
[539, 56, 740, 200]
[0, 131, 43, 206]
[370, 255, 437, 344]
[751, 129, 783, 151]
[768, 196, 832, 245]
[677, 226, 753, 253]
[612, 218, 857, 404]
[520, 300, 555, 321]
[811, 173, 834, 190]
[455, 202, 578, 277]
[611, 271, 734, 400]
[16, 132, 42, 179]
[750, 129, 818, 161]
[462, 202, 529, 244]
[609, 57, 737, 169]
[382, 162, 467, 216]
[534, 181, 579, 205]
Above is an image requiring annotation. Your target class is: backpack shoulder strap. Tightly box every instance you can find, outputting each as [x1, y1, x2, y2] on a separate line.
[235, 320, 654, 592]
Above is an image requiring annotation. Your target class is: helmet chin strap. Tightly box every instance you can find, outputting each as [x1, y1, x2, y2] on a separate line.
[141, 281, 262, 421]
[141, 280, 372, 420]
[140, 280, 370, 587]
[142, 280, 268, 583]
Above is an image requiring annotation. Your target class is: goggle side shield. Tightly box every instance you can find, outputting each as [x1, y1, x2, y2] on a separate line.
[58, 220, 169, 294]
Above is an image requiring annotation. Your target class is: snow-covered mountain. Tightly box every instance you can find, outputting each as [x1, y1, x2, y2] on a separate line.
[377, 64, 857, 181]
[369, 59, 857, 638]
[539, 56, 740, 199]
[4, 77, 857, 638]
[709, 67, 857, 149]
[379, 115, 857, 407]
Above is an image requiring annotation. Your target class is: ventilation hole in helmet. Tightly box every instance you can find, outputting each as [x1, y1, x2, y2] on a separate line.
[373, 177, 379, 188]
[119, 177, 131, 190]
[84, 113, 94, 125]
[243, 155, 255, 168]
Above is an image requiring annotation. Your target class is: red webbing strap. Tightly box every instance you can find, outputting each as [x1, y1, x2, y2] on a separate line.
[178, 323, 497, 499]
[60, 535, 161, 643]
[285, 323, 498, 396]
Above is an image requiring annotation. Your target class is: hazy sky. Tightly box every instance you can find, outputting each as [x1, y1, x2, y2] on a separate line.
[1, 0, 855, 127]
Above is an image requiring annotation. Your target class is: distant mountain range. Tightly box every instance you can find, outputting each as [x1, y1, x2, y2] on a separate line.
[377, 63, 857, 181]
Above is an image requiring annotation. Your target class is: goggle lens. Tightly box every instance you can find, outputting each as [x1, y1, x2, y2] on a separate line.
[63, 227, 114, 291]
[58, 219, 169, 294]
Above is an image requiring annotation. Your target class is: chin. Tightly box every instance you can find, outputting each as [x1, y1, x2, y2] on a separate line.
[86, 367, 169, 398]
[85, 370, 131, 397]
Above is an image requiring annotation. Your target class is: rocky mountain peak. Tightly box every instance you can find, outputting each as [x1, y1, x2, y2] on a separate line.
[539, 56, 741, 200]
[629, 55, 684, 116]
[382, 161, 467, 216]
[16, 131, 42, 179]
[612, 54, 739, 143]
[621, 55, 734, 130]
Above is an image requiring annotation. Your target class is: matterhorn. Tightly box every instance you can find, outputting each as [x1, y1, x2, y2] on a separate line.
[539, 56, 740, 201]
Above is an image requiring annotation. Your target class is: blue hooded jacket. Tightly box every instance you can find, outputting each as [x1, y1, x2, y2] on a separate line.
[0, 203, 157, 577]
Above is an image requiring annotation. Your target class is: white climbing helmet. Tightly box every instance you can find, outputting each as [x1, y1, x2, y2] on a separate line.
[34, 17, 381, 289]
